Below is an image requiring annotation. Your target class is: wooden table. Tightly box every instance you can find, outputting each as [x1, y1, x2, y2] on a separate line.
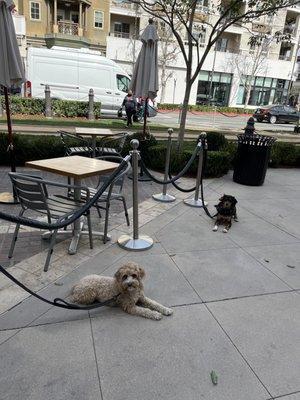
[75, 127, 115, 157]
[26, 156, 119, 255]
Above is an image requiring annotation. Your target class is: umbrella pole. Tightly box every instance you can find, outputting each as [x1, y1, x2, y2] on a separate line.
[4, 86, 16, 173]
[0, 86, 18, 204]
[137, 97, 151, 181]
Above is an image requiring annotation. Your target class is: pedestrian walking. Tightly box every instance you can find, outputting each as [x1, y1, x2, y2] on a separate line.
[122, 90, 137, 128]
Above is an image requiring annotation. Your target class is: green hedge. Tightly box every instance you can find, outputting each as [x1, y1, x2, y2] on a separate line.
[269, 142, 300, 167]
[146, 144, 231, 178]
[157, 103, 253, 114]
[0, 96, 101, 118]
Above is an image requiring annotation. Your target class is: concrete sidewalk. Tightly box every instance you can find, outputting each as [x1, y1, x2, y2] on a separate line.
[0, 169, 300, 400]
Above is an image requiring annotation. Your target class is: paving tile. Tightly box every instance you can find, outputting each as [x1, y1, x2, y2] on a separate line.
[208, 292, 300, 398]
[155, 209, 238, 253]
[245, 244, 300, 289]
[172, 248, 290, 301]
[271, 393, 300, 400]
[0, 319, 101, 400]
[225, 215, 298, 247]
[91, 305, 269, 400]
[0, 329, 18, 345]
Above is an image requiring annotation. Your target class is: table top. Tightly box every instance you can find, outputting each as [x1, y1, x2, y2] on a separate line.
[75, 127, 114, 137]
[26, 156, 119, 179]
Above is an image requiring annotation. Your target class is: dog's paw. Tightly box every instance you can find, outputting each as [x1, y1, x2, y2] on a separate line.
[163, 307, 174, 316]
[152, 311, 163, 321]
[222, 228, 228, 233]
[212, 226, 218, 232]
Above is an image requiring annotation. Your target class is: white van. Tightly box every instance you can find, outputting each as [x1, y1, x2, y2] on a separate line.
[26, 46, 131, 116]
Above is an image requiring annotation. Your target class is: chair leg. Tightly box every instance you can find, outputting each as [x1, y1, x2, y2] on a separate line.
[121, 196, 130, 226]
[103, 202, 110, 244]
[8, 223, 21, 259]
[86, 211, 93, 249]
[44, 229, 58, 272]
[96, 205, 102, 219]
[8, 210, 25, 259]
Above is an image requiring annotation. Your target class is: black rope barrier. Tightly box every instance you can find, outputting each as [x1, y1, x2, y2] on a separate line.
[139, 143, 201, 186]
[0, 264, 118, 310]
[216, 110, 240, 118]
[168, 170, 196, 193]
[0, 156, 131, 231]
[200, 146, 217, 219]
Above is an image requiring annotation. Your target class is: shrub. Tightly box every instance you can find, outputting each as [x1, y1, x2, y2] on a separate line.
[146, 143, 230, 178]
[0, 133, 64, 165]
[157, 103, 253, 114]
[0, 96, 101, 118]
[270, 142, 300, 167]
[122, 131, 158, 158]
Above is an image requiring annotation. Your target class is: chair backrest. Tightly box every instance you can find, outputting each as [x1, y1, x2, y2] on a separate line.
[9, 173, 52, 216]
[96, 156, 130, 194]
[103, 132, 128, 154]
[59, 131, 91, 156]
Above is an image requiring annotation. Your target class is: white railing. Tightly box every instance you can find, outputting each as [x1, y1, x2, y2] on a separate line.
[58, 20, 79, 36]
[111, 31, 130, 39]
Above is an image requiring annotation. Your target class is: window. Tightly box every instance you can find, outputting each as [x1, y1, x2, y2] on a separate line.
[197, 71, 232, 106]
[237, 76, 289, 106]
[94, 11, 104, 29]
[30, 1, 41, 20]
[216, 38, 228, 52]
[114, 22, 130, 38]
[117, 75, 130, 93]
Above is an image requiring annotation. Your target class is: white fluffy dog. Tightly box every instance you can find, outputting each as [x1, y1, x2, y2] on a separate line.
[71, 262, 173, 321]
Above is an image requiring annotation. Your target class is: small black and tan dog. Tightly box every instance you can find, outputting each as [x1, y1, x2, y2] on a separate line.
[213, 194, 238, 233]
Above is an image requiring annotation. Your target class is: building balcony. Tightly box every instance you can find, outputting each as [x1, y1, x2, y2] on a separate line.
[110, 0, 141, 17]
[110, 31, 131, 39]
[57, 20, 79, 36]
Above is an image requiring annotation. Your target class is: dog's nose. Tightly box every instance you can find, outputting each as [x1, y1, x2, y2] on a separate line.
[127, 282, 132, 287]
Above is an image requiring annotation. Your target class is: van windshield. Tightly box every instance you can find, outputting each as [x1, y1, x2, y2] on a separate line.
[117, 75, 130, 92]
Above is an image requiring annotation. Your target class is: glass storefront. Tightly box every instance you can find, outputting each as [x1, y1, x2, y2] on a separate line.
[197, 71, 232, 106]
[237, 76, 290, 106]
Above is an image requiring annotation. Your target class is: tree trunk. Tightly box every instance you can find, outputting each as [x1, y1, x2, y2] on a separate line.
[160, 65, 166, 103]
[177, 82, 192, 149]
[244, 85, 251, 108]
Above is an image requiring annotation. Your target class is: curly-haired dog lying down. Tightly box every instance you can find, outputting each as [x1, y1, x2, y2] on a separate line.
[71, 262, 173, 320]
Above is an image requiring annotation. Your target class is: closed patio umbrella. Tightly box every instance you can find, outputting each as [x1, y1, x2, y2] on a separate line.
[130, 18, 159, 135]
[0, 0, 25, 203]
[129, 19, 159, 181]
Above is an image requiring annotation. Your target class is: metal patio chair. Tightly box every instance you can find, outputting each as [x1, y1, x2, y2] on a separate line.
[59, 131, 93, 157]
[8, 173, 93, 272]
[98, 132, 128, 157]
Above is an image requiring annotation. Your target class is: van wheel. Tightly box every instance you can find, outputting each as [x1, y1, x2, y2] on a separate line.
[269, 115, 277, 124]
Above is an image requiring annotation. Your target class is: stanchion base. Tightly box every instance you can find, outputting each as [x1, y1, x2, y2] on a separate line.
[184, 198, 208, 208]
[0, 192, 18, 205]
[118, 235, 154, 251]
[152, 193, 176, 203]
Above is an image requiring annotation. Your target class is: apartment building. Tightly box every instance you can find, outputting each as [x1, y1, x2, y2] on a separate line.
[15, 0, 110, 53]
[106, 0, 300, 108]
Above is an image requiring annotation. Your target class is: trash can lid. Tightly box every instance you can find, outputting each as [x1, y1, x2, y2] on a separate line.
[237, 133, 276, 146]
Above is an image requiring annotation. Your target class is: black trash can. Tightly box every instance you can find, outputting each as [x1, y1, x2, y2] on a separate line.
[233, 134, 276, 186]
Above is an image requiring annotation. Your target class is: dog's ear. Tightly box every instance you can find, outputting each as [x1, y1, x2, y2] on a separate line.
[114, 268, 123, 282]
[232, 197, 238, 205]
[219, 194, 225, 201]
[138, 267, 145, 279]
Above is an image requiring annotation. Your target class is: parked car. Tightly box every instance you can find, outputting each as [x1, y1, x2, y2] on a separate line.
[253, 105, 300, 124]
[26, 46, 131, 116]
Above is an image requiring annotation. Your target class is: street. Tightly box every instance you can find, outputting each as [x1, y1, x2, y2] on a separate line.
[152, 110, 297, 133]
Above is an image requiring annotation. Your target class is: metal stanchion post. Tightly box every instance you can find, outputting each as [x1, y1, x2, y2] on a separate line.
[44, 85, 52, 118]
[118, 139, 154, 251]
[152, 128, 176, 203]
[88, 88, 95, 120]
[184, 132, 208, 208]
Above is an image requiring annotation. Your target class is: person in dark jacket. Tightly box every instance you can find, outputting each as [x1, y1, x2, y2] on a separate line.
[122, 90, 137, 127]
